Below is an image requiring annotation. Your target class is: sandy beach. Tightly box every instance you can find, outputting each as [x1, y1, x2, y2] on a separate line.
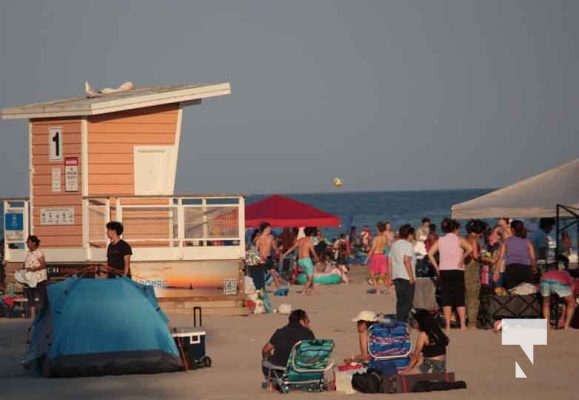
[1, 266, 577, 400]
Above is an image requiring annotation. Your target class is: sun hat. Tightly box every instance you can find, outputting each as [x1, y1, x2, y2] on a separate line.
[351, 310, 378, 323]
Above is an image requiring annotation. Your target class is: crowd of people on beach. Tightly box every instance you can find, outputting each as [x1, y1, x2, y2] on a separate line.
[248, 216, 577, 330]
[245, 222, 351, 295]
[257, 215, 577, 392]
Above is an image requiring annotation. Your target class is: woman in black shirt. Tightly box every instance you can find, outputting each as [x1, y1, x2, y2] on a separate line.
[401, 309, 449, 374]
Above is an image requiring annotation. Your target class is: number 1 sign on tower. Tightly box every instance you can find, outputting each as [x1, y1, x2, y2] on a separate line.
[49, 127, 63, 161]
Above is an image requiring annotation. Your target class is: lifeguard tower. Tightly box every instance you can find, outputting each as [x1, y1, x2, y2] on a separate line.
[1, 83, 247, 315]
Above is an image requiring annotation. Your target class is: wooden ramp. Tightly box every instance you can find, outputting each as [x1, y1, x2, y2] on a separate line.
[157, 295, 249, 317]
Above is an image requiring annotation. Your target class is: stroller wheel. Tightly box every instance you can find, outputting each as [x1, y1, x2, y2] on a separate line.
[280, 384, 290, 394]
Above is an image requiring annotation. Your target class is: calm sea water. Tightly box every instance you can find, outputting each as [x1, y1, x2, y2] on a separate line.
[0, 189, 491, 239]
[247, 188, 493, 239]
[3, 188, 573, 244]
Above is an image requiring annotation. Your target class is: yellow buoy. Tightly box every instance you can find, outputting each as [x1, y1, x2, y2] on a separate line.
[332, 177, 343, 187]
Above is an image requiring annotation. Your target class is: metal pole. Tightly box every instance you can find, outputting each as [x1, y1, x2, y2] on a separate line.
[556, 204, 560, 265]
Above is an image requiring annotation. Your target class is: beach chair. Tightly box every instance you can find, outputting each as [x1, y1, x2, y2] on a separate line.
[263, 339, 335, 393]
[367, 321, 413, 373]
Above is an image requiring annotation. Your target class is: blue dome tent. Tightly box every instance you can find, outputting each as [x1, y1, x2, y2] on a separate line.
[25, 276, 183, 377]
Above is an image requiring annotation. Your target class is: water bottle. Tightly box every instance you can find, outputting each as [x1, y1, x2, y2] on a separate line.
[481, 264, 489, 286]
[8, 282, 15, 297]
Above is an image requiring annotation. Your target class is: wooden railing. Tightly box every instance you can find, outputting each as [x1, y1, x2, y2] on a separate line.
[3, 195, 246, 262]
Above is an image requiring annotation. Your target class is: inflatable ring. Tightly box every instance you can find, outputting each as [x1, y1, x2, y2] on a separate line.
[296, 273, 342, 285]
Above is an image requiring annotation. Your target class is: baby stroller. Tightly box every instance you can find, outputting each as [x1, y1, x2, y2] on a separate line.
[263, 339, 335, 393]
[367, 320, 413, 374]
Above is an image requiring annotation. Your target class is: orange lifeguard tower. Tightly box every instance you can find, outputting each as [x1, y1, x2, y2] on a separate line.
[1, 83, 247, 314]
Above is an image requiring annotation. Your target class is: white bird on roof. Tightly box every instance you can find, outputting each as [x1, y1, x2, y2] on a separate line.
[85, 81, 99, 98]
[85, 81, 134, 98]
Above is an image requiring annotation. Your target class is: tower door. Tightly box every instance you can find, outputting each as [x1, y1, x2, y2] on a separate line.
[134, 146, 175, 195]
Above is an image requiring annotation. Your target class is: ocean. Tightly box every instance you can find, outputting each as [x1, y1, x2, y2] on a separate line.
[0, 188, 522, 240]
[247, 188, 493, 239]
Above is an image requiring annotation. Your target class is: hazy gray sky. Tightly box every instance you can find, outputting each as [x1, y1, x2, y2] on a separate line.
[1, 0, 577, 196]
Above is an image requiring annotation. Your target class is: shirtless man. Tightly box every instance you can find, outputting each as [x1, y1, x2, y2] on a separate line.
[256, 222, 281, 289]
[283, 227, 320, 295]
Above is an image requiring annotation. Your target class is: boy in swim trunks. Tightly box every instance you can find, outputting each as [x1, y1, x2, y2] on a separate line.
[540, 268, 576, 329]
[283, 227, 320, 295]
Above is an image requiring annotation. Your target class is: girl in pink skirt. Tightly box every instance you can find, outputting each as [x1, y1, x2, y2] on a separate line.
[365, 222, 392, 294]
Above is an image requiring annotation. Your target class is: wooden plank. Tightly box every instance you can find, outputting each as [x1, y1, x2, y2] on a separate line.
[30, 158, 82, 168]
[32, 225, 83, 234]
[88, 115, 178, 127]
[32, 118, 81, 125]
[88, 154, 134, 164]
[119, 197, 170, 205]
[88, 104, 178, 124]
[33, 173, 83, 187]
[31, 195, 82, 205]
[33, 164, 83, 176]
[32, 208, 82, 218]
[89, 123, 176, 135]
[161, 306, 249, 317]
[89, 114, 178, 125]
[31, 126, 81, 135]
[32, 184, 75, 196]
[89, 133, 175, 145]
[89, 174, 133, 185]
[182, 300, 245, 309]
[85, 143, 135, 154]
[89, 184, 134, 195]
[32, 132, 81, 146]
[35, 237, 83, 247]
[79, 163, 131, 175]
[32, 143, 82, 155]
[124, 231, 171, 239]
[158, 295, 244, 303]
[32, 131, 81, 146]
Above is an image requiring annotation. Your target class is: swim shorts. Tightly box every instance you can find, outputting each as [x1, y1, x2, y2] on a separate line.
[298, 257, 315, 277]
[540, 279, 573, 298]
[369, 253, 388, 275]
[418, 358, 446, 374]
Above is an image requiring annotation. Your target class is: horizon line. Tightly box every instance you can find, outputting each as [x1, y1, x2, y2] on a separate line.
[248, 187, 495, 196]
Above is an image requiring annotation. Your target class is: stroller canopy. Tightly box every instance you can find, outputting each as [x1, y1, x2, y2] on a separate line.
[27, 277, 182, 377]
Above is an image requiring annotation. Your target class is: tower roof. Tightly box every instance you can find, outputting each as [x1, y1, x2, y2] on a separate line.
[1, 83, 230, 120]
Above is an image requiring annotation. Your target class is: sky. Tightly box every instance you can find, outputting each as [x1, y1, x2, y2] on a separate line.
[0, 0, 577, 196]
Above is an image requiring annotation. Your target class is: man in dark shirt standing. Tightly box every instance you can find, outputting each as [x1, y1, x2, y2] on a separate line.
[261, 309, 315, 389]
[105, 221, 133, 278]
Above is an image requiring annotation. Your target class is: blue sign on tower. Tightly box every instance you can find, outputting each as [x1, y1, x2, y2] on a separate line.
[5, 212, 23, 231]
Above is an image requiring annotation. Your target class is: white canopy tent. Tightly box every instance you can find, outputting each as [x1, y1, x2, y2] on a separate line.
[452, 159, 579, 219]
